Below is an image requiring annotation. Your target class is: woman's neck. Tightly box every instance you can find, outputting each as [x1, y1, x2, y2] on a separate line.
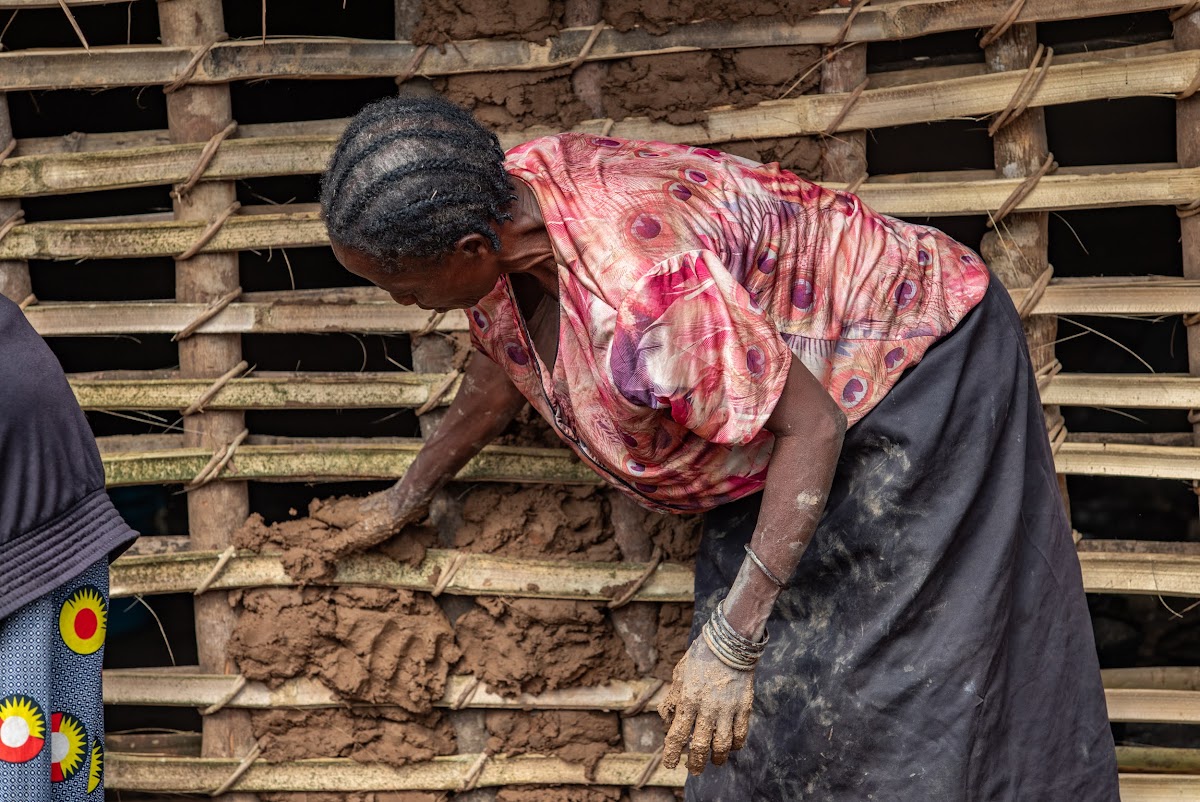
[500, 178, 559, 300]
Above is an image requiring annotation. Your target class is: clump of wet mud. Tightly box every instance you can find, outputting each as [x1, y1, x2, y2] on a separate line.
[414, 0, 563, 44]
[455, 598, 637, 695]
[454, 484, 618, 560]
[253, 707, 455, 764]
[604, 0, 832, 34]
[234, 495, 439, 582]
[262, 794, 446, 802]
[494, 405, 564, 449]
[436, 70, 591, 131]
[228, 587, 459, 712]
[486, 710, 621, 779]
[654, 604, 695, 681]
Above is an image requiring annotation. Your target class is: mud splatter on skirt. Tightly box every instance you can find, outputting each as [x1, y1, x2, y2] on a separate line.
[688, 281, 1119, 801]
[0, 558, 108, 799]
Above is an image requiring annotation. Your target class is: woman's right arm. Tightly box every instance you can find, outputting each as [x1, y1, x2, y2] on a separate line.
[322, 347, 527, 560]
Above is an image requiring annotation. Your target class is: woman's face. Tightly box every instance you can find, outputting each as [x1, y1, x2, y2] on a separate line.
[331, 238, 501, 312]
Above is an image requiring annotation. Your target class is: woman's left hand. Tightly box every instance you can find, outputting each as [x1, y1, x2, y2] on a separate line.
[659, 636, 755, 774]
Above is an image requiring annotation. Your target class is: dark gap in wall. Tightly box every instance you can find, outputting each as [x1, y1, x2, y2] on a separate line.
[230, 78, 399, 125]
[235, 174, 321, 208]
[866, 28, 984, 73]
[1068, 476, 1197, 540]
[21, 185, 172, 222]
[223, 0, 394, 40]
[0, 2, 160, 50]
[245, 408, 420, 439]
[1037, 11, 1174, 51]
[9, 86, 167, 139]
[865, 120, 995, 175]
[250, 480, 392, 524]
[1047, 99, 1177, 168]
[240, 244, 353, 293]
[30, 258, 174, 301]
[241, 332, 412, 372]
[46, 334, 177, 373]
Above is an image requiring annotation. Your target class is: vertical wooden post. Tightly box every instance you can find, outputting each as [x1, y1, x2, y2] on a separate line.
[1176, 8, 1200, 512]
[0, 96, 30, 304]
[609, 496, 673, 802]
[978, 24, 1069, 512]
[818, 44, 867, 188]
[156, 2, 256, 798]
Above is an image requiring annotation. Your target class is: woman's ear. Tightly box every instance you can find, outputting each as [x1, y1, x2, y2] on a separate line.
[455, 232, 492, 259]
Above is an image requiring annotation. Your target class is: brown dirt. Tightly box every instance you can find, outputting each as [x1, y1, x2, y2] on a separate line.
[603, 0, 833, 34]
[486, 710, 621, 780]
[454, 484, 618, 560]
[496, 788, 625, 802]
[494, 404, 564, 449]
[261, 794, 446, 802]
[252, 707, 455, 764]
[228, 586, 460, 713]
[436, 70, 591, 131]
[414, 0, 563, 44]
[654, 604, 695, 682]
[455, 598, 637, 695]
[234, 495, 439, 582]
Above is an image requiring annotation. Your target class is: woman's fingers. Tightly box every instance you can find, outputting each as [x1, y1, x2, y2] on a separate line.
[710, 710, 734, 766]
[732, 700, 752, 751]
[686, 712, 718, 774]
[662, 700, 697, 769]
[657, 682, 679, 727]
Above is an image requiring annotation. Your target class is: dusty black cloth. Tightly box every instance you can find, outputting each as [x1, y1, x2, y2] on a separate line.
[0, 296, 137, 621]
[687, 280, 1118, 801]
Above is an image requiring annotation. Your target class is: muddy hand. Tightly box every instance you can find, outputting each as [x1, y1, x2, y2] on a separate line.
[659, 635, 754, 774]
[332, 486, 427, 556]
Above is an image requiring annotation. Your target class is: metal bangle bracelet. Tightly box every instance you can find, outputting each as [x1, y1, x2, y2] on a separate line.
[744, 543, 787, 588]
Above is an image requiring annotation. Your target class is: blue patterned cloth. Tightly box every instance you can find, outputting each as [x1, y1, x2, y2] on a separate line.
[0, 557, 107, 799]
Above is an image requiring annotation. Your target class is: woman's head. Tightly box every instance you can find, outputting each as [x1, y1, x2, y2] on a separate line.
[321, 95, 516, 310]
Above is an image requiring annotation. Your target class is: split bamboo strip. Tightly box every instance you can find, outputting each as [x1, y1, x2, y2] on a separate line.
[106, 543, 1200, 600]
[1119, 776, 1200, 801]
[0, 51, 1196, 200]
[26, 275, 1200, 341]
[1103, 667, 1200, 691]
[108, 548, 692, 601]
[62, 370, 1200, 413]
[106, 752, 686, 792]
[1052, 441, 1200, 482]
[7, 167, 1200, 264]
[101, 442, 599, 487]
[98, 755, 1200, 796]
[1041, 374, 1200, 409]
[101, 668, 1199, 724]
[106, 733, 202, 757]
[70, 372, 460, 411]
[1119, 747, 1200, 775]
[0, 1, 1178, 93]
[27, 299, 458, 337]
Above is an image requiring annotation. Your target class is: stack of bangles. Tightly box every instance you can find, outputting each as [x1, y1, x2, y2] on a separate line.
[702, 598, 769, 671]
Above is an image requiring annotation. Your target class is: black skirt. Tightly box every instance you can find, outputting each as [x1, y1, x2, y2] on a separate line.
[686, 280, 1119, 801]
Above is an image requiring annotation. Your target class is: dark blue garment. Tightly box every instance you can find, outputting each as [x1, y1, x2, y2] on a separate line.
[0, 296, 137, 622]
[687, 280, 1118, 801]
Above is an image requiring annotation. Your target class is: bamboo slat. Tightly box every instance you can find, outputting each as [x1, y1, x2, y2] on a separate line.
[1042, 374, 1200, 409]
[99, 755, 1200, 796]
[1103, 667, 1200, 691]
[0, 52, 1197, 199]
[1120, 747, 1200, 775]
[27, 298, 460, 336]
[102, 668, 1200, 724]
[70, 372, 459, 411]
[62, 370, 1200, 413]
[102, 670, 672, 713]
[107, 753, 684, 792]
[101, 442, 598, 487]
[108, 548, 691, 601]
[1053, 442, 1200, 482]
[8, 167, 1200, 265]
[107, 543, 1199, 599]
[0, 0, 1178, 93]
[106, 732, 202, 757]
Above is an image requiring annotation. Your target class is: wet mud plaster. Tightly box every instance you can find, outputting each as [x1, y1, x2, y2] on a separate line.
[654, 604, 694, 682]
[486, 710, 621, 779]
[496, 788, 625, 802]
[252, 707, 455, 764]
[414, 0, 564, 43]
[228, 586, 460, 711]
[455, 598, 637, 695]
[453, 484, 619, 560]
[261, 794, 446, 802]
[235, 495, 439, 582]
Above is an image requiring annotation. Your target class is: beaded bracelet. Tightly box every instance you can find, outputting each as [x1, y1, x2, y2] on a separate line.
[701, 598, 768, 671]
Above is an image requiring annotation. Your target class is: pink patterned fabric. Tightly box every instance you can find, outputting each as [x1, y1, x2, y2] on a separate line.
[469, 134, 990, 512]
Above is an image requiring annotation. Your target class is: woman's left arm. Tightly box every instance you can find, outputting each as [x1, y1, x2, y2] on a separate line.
[661, 353, 846, 774]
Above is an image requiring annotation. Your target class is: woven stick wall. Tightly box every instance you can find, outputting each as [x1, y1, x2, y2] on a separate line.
[3, 1, 1200, 799]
